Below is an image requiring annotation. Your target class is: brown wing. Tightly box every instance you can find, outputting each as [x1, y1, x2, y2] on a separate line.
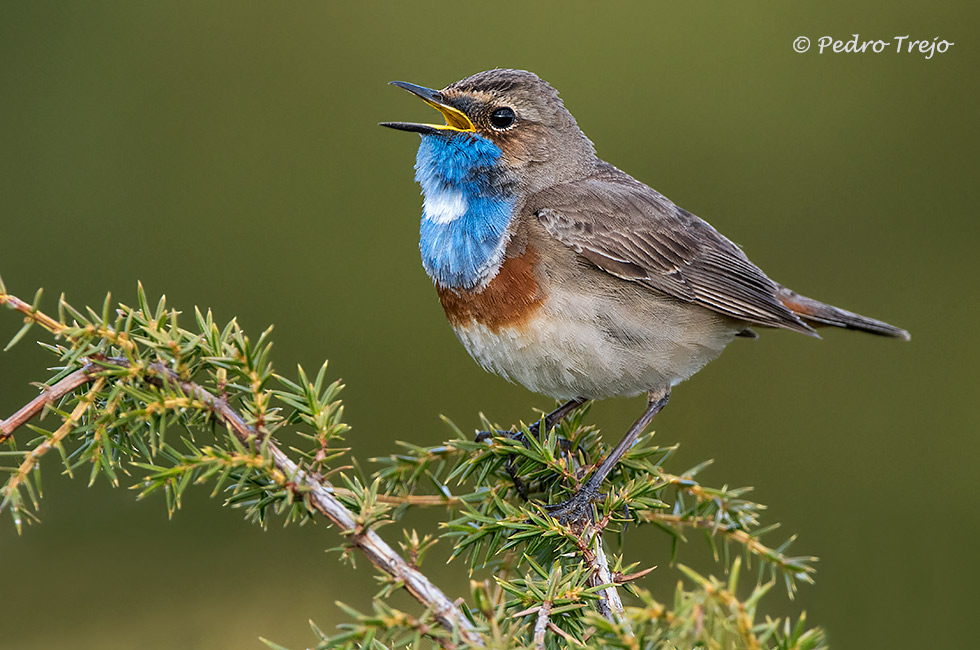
[531, 167, 815, 335]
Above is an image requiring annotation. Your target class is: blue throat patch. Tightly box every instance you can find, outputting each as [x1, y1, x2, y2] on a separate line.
[414, 133, 516, 291]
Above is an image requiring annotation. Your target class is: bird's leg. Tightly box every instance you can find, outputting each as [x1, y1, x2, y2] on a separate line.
[475, 398, 587, 444]
[546, 388, 671, 524]
[475, 398, 588, 501]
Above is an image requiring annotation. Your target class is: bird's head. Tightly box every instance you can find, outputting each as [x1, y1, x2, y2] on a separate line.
[381, 69, 596, 191]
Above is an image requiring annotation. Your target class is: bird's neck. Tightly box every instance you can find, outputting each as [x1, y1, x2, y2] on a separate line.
[415, 133, 517, 291]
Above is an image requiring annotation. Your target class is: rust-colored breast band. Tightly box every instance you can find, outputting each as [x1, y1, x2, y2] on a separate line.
[437, 246, 545, 333]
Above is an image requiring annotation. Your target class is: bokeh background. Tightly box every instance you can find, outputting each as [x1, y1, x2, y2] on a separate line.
[1, 2, 977, 649]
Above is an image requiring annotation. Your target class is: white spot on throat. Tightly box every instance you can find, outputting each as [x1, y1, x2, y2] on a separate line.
[423, 185, 468, 224]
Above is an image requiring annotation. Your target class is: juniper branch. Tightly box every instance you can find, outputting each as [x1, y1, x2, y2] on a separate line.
[677, 560, 762, 650]
[0, 289, 482, 648]
[559, 432, 632, 631]
[638, 511, 816, 579]
[588, 525, 628, 629]
[1, 376, 105, 521]
[0, 367, 93, 442]
[532, 601, 550, 650]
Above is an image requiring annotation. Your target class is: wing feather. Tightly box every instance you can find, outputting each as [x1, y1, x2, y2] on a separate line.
[531, 167, 814, 334]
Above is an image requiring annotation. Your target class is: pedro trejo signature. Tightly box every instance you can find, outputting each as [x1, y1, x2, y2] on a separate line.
[794, 34, 954, 58]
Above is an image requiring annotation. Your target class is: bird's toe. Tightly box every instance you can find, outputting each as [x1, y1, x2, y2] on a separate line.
[544, 484, 602, 525]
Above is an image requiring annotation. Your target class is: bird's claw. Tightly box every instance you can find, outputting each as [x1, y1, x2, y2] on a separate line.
[475, 429, 533, 499]
[475, 418, 581, 503]
[475, 428, 530, 446]
[475, 425, 576, 451]
[544, 483, 602, 525]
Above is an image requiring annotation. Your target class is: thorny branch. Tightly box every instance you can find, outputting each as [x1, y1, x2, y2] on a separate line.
[0, 368, 92, 442]
[0, 290, 481, 648]
[3, 376, 105, 522]
[639, 512, 787, 561]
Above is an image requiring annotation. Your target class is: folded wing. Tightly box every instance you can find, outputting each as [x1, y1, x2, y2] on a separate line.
[532, 167, 816, 335]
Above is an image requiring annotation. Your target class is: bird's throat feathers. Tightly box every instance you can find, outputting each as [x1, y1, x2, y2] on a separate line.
[415, 133, 517, 291]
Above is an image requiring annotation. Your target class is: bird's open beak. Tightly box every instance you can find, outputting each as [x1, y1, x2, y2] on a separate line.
[380, 81, 476, 135]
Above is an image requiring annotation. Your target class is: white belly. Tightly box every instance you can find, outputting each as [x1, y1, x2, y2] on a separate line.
[452, 291, 740, 400]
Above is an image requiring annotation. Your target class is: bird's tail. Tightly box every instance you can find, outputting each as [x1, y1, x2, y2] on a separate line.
[776, 286, 910, 340]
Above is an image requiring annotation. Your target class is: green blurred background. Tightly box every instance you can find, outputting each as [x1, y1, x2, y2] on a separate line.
[1, 2, 977, 648]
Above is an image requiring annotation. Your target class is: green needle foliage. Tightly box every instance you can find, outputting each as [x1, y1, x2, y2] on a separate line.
[0, 278, 826, 650]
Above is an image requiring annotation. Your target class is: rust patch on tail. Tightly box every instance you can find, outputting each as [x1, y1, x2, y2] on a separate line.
[437, 246, 545, 332]
[779, 297, 815, 317]
[777, 287, 822, 319]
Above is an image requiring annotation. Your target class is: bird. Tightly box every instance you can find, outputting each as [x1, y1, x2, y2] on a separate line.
[381, 69, 909, 522]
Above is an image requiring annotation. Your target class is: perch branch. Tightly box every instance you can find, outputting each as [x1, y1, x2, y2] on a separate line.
[586, 523, 631, 634]
[563, 448, 631, 632]
[532, 601, 551, 650]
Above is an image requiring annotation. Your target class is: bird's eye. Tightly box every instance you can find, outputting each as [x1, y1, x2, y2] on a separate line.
[489, 107, 516, 129]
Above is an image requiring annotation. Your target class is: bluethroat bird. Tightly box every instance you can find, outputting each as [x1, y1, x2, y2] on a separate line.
[381, 69, 909, 522]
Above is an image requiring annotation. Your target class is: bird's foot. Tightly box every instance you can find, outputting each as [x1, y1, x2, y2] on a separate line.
[475, 425, 578, 501]
[474, 429, 534, 499]
[544, 482, 603, 525]
[474, 427, 532, 446]
[474, 424, 575, 451]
